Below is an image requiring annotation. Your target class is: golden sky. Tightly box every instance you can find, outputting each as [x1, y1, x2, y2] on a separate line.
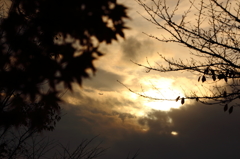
[45, 1, 240, 158]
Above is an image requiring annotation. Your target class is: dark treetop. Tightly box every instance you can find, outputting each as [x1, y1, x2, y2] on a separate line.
[0, 0, 128, 131]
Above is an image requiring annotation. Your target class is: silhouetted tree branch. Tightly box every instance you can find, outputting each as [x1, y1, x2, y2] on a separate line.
[126, 149, 139, 159]
[0, 132, 137, 159]
[0, 127, 39, 158]
[0, 0, 129, 130]
[57, 135, 106, 159]
[0, 131, 105, 159]
[133, 0, 240, 113]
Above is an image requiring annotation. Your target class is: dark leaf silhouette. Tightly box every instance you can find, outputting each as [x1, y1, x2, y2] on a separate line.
[218, 74, 225, 80]
[204, 67, 209, 74]
[196, 97, 199, 102]
[211, 70, 215, 76]
[224, 104, 228, 112]
[198, 76, 201, 82]
[212, 75, 216, 81]
[229, 106, 233, 114]
[224, 77, 228, 83]
[202, 75, 206, 83]
[0, 0, 129, 131]
[176, 96, 180, 102]
[181, 98, 185, 105]
[223, 91, 227, 98]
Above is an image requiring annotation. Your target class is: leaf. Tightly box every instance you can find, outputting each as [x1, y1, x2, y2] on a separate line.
[176, 96, 180, 102]
[223, 91, 227, 97]
[181, 98, 185, 104]
[202, 75, 206, 82]
[218, 74, 225, 80]
[229, 106, 233, 114]
[212, 75, 216, 81]
[198, 76, 201, 82]
[204, 67, 209, 74]
[211, 69, 215, 76]
[223, 104, 228, 112]
[196, 97, 199, 102]
[224, 77, 228, 83]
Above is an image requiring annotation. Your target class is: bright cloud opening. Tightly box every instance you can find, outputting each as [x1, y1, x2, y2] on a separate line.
[136, 77, 186, 111]
[171, 131, 178, 136]
[142, 89, 184, 111]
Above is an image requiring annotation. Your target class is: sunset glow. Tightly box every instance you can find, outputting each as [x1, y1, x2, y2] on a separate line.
[171, 131, 178, 136]
[143, 89, 184, 111]
[2, 0, 239, 158]
[135, 78, 186, 111]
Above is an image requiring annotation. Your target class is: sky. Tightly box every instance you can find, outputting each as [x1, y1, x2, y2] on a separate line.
[43, 0, 240, 158]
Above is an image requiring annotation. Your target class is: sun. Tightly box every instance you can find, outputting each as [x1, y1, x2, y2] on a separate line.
[122, 77, 186, 115]
[139, 78, 185, 111]
[142, 88, 184, 111]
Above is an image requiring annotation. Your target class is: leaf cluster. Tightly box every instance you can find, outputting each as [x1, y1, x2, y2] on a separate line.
[0, 0, 128, 130]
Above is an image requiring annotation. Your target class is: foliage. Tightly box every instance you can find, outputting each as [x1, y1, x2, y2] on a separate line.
[0, 129, 139, 159]
[0, 0, 128, 130]
[0, 130, 106, 159]
[135, 0, 240, 113]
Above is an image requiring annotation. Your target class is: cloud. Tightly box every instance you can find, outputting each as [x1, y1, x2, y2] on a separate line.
[44, 1, 240, 158]
[120, 36, 155, 62]
[96, 102, 240, 159]
[47, 89, 240, 159]
[83, 68, 125, 91]
[112, 111, 136, 122]
[138, 110, 173, 133]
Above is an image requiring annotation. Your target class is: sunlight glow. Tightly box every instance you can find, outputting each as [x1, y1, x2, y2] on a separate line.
[122, 78, 186, 114]
[143, 89, 184, 111]
[140, 78, 185, 111]
[171, 131, 178, 136]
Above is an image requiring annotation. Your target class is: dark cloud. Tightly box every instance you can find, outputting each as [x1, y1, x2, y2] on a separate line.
[138, 110, 172, 133]
[47, 89, 240, 159]
[121, 36, 155, 61]
[112, 111, 136, 122]
[100, 103, 240, 159]
[83, 68, 125, 91]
